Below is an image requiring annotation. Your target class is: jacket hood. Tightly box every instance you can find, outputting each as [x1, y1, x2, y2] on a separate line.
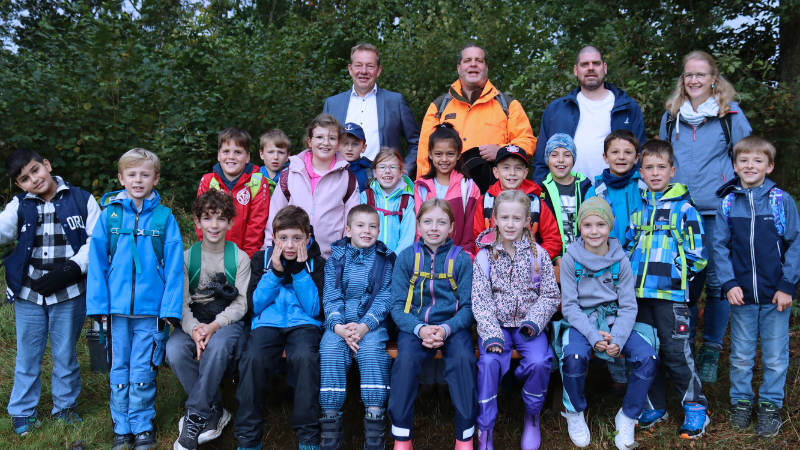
[567, 82, 631, 107]
[716, 176, 776, 199]
[475, 228, 535, 251]
[566, 236, 627, 271]
[289, 149, 350, 173]
[349, 156, 372, 169]
[448, 79, 498, 105]
[642, 183, 692, 204]
[329, 236, 392, 260]
[487, 179, 542, 197]
[369, 175, 414, 199]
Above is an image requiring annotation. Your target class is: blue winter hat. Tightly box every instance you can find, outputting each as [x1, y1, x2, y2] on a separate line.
[545, 133, 577, 161]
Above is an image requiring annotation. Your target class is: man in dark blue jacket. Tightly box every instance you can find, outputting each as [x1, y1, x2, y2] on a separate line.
[533, 46, 646, 183]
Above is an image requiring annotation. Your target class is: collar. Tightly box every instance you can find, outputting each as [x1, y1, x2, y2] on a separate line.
[350, 84, 378, 98]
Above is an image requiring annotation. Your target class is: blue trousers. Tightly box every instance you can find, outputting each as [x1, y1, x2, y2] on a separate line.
[695, 214, 729, 349]
[388, 330, 477, 442]
[319, 327, 391, 411]
[109, 316, 167, 435]
[8, 297, 85, 418]
[561, 327, 659, 419]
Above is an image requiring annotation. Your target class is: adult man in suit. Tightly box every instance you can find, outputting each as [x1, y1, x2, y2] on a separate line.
[323, 43, 421, 176]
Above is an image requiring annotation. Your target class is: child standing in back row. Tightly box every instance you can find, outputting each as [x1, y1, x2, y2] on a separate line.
[258, 129, 291, 195]
[472, 190, 560, 450]
[341, 123, 373, 192]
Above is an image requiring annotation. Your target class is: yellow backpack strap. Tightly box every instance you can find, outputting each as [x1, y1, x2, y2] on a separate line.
[447, 257, 457, 293]
[248, 172, 264, 199]
[669, 211, 688, 291]
[405, 250, 422, 313]
[209, 177, 221, 192]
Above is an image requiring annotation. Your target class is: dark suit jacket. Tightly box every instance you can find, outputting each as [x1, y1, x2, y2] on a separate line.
[323, 87, 420, 173]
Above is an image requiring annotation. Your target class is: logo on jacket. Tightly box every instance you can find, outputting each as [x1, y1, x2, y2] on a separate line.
[624, 118, 630, 124]
[66, 215, 85, 230]
[445, 113, 456, 120]
[236, 189, 251, 205]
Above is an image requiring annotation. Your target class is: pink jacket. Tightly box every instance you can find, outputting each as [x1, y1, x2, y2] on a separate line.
[414, 171, 481, 256]
[263, 149, 360, 259]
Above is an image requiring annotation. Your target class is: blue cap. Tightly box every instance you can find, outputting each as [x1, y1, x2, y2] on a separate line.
[343, 123, 366, 142]
[545, 133, 577, 161]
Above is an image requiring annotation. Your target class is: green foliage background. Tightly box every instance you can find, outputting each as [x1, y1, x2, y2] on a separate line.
[1, 0, 799, 205]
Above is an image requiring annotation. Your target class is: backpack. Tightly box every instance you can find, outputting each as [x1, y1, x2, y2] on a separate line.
[433, 91, 513, 120]
[101, 194, 172, 272]
[208, 172, 264, 201]
[628, 203, 692, 291]
[574, 261, 620, 286]
[475, 245, 542, 291]
[331, 245, 396, 312]
[665, 111, 734, 161]
[187, 241, 238, 291]
[404, 241, 463, 314]
[279, 169, 357, 203]
[721, 187, 786, 237]
[365, 187, 410, 223]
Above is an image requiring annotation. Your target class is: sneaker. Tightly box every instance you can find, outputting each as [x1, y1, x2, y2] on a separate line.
[609, 382, 627, 399]
[235, 445, 263, 450]
[680, 402, 710, 439]
[179, 403, 232, 445]
[133, 431, 156, 450]
[112, 433, 135, 450]
[319, 411, 343, 450]
[637, 409, 668, 428]
[363, 410, 386, 450]
[299, 445, 319, 450]
[695, 345, 720, 384]
[53, 407, 82, 424]
[729, 399, 753, 430]
[614, 409, 637, 450]
[561, 411, 591, 447]
[174, 413, 206, 450]
[12, 415, 41, 436]
[755, 401, 782, 437]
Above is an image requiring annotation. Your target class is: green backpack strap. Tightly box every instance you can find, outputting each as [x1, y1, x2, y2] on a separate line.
[223, 241, 238, 286]
[188, 242, 203, 290]
[188, 241, 238, 291]
[667, 210, 688, 291]
[149, 204, 172, 267]
[106, 203, 123, 261]
[248, 172, 264, 199]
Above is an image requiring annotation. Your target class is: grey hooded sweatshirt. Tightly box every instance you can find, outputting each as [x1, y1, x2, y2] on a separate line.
[560, 237, 637, 349]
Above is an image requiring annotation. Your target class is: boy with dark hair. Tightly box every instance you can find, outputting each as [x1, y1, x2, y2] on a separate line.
[341, 123, 372, 191]
[87, 148, 184, 450]
[258, 129, 291, 194]
[624, 140, 709, 439]
[319, 204, 394, 450]
[197, 127, 270, 257]
[714, 136, 800, 437]
[167, 190, 252, 450]
[234, 205, 326, 450]
[1, 148, 100, 435]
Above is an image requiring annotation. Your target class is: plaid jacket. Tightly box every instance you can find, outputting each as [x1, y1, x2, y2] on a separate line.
[624, 183, 707, 302]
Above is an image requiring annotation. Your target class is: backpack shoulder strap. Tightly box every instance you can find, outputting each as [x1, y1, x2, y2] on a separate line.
[433, 93, 453, 120]
[770, 187, 786, 237]
[722, 113, 734, 161]
[610, 261, 621, 286]
[665, 111, 676, 142]
[574, 261, 585, 284]
[398, 194, 410, 222]
[476, 249, 491, 281]
[149, 204, 172, 267]
[343, 170, 357, 202]
[404, 241, 424, 313]
[668, 205, 688, 291]
[445, 245, 462, 292]
[248, 172, 264, 199]
[365, 251, 395, 311]
[209, 176, 222, 192]
[106, 203, 123, 259]
[279, 170, 291, 201]
[223, 241, 238, 286]
[332, 253, 345, 290]
[722, 192, 735, 225]
[494, 92, 512, 118]
[365, 188, 377, 208]
[530, 244, 542, 289]
[188, 242, 203, 290]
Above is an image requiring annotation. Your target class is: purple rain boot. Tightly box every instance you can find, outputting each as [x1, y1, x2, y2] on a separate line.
[476, 428, 493, 450]
[521, 412, 541, 450]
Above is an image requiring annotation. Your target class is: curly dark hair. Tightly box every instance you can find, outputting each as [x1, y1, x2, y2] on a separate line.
[192, 189, 237, 221]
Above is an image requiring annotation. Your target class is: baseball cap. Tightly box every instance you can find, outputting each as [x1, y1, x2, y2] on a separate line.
[495, 144, 529, 165]
[343, 122, 366, 142]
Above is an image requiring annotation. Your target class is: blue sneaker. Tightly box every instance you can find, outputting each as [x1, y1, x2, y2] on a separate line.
[53, 407, 82, 424]
[236, 444, 263, 450]
[12, 415, 41, 436]
[299, 445, 319, 450]
[680, 402, 710, 439]
[637, 409, 668, 428]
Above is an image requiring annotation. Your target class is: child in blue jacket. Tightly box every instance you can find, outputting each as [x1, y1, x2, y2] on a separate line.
[388, 198, 476, 450]
[87, 148, 184, 450]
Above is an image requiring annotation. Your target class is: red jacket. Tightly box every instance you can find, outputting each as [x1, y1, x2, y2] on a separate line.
[472, 180, 561, 260]
[196, 163, 270, 257]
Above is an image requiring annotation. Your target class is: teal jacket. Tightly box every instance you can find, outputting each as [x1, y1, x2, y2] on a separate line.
[360, 175, 416, 254]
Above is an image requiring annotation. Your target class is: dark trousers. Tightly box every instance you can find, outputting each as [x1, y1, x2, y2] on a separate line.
[636, 298, 707, 409]
[388, 330, 477, 442]
[234, 325, 321, 447]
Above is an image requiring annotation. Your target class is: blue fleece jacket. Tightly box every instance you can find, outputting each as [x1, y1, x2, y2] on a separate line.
[587, 171, 647, 243]
[390, 238, 474, 337]
[359, 176, 416, 254]
[86, 191, 184, 319]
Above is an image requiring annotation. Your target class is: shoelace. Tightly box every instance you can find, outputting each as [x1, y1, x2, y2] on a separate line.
[565, 414, 589, 439]
[184, 418, 204, 439]
[683, 408, 705, 429]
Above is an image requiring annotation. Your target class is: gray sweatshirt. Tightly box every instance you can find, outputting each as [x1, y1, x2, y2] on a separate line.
[560, 237, 637, 349]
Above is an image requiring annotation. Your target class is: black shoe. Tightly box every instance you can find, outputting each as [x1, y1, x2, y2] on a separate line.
[363, 411, 385, 450]
[755, 402, 782, 437]
[133, 431, 156, 450]
[609, 381, 627, 399]
[112, 433, 135, 450]
[729, 399, 752, 430]
[200, 402, 231, 443]
[319, 412, 343, 450]
[174, 413, 206, 450]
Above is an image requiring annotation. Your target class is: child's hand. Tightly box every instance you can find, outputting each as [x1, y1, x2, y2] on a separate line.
[418, 325, 438, 348]
[726, 286, 744, 305]
[430, 327, 446, 348]
[598, 331, 613, 342]
[334, 323, 355, 341]
[773, 290, 793, 312]
[606, 344, 620, 357]
[594, 339, 608, 352]
[296, 242, 308, 264]
[271, 242, 284, 272]
[191, 327, 206, 360]
[196, 322, 221, 349]
[353, 323, 370, 342]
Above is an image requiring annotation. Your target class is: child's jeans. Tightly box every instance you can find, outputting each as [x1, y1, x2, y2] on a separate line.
[319, 327, 391, 411]
[730, 302, 790, 408]
[8, 297, 85, 418]
[476, 327, 551, 431]
[165, 321, 243, 419]
[109, 315, 167, 435]
[561, 327, 659, 419]
[388, 329, 477, 442]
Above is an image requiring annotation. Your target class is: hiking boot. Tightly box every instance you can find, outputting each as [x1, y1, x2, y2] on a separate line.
[561, 411, 591, 447]
[53, 407, 82, 424]
[476, 428, 493, 450]
[179, 403, 231, 444]
[637, 409, 668, 428]
[755, 402, 782, 437]
[729, 399, 752, 430]
[521, 411, 541, 450]
[133, 431, 156, 450]
[363, 410, 385, 450]
[112, 433, 135, 450]
[174, 413, 206, 450]
[614, 408, 637, 450]
[319, 411, 343, 450]
[695, 345, 720, 384]
[235, 444, 262, 450]
[609, 382, 627, 399]
[680, 402, 710, 439]
[12, 415, 41, 436]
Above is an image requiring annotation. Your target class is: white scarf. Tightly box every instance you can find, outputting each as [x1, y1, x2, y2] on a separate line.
[676, 96, 720, 138]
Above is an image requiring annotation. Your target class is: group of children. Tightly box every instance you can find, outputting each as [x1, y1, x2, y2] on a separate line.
[2, 109, 796, 450]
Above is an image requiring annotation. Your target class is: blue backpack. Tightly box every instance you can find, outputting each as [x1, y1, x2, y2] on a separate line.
[721, 187, 786, 237]
[331, 246, 396, 312]
[574, 261, 620, 286]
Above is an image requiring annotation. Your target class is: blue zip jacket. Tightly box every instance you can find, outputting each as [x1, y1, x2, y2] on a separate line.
[359, 175, 416, 254]
[246, 239, 326, 329]
[348, 156, 373, 193]
[390, 238, 474, 337]
[586, 171, 647, 243]
[624, 184, 707, 302]
[533, 83, 647, 181]
[323, 238, 394, 331]
[86, 191, 184, 319]
[659, 102, 752, 215]
[713, 177, 800, 304]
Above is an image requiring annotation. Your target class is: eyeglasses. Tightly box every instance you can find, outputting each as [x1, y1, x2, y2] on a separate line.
[683, 72, 709, 81]
[352, 63, 377, 71]
[312, 135, 338, 144]
[376, 164, 400, 172]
